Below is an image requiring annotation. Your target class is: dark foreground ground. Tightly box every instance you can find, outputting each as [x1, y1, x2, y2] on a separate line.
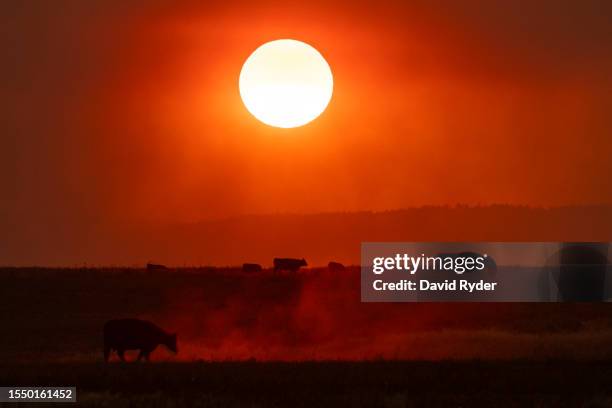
[2, 268, 612, 406]
[3, 267, 612, 362]
[3, 361, 612, 407]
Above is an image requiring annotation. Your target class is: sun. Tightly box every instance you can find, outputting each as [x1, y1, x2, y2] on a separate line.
[239, 39, 333, 128]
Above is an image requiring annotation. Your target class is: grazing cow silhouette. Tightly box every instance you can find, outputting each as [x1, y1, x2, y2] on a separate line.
[273, 258, 307, 272]
[104, 319, 177, 362]
[146, 263, 167, 271]
[242, 263, 263, 273]
[328, 261, 345, 271]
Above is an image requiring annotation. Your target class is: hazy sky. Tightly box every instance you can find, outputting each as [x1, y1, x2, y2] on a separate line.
[2, 0, 612, 233]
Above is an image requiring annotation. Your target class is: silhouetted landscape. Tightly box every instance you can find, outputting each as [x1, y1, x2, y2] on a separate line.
[3, 265, 612, 405]
[2, 206, 611, 407]
[5, 265, 612, 362]
[3, 205, 610, 266]
[4, 361, 612, 407]
[4, 0, 612, 403]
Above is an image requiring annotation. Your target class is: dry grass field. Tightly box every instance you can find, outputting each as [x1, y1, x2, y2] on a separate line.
[2, 267, 612, 406]
[3, 361, 612, 407]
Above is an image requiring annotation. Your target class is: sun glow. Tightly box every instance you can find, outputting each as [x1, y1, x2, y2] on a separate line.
[239, 39, 333, 128]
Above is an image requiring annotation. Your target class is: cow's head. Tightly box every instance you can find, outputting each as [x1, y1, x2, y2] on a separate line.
[166, 333, 178, 354]
[300, 258, 308, 267]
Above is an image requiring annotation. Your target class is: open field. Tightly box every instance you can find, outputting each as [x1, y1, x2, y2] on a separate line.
[3, 267, 612, 362]
[3, 361, 612, 407]
[2, 268, 612, 406]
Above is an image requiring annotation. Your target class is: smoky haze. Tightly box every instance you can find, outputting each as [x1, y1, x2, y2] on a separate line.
[1, 206, 610, 266]
[1, 1, 612, 256]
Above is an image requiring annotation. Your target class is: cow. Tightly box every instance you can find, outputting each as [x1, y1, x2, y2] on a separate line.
[328, 261, 345, 271]
[146, 263, 167, 271]
[103, 318, 177, 362]
[273, 258, 307, 273]
[242, 263, 263, 273]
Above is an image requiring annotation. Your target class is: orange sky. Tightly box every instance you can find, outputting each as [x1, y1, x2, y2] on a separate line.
[2, 0, 612, 231]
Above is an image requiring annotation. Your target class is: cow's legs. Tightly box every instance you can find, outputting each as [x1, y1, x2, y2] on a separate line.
[117, 349, 126, 362]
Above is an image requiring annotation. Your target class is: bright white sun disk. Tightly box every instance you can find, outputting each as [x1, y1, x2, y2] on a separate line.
[239, 39, 333, 128]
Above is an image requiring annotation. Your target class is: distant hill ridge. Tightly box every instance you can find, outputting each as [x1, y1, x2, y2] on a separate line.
[166, 205, 612, 266]
[2, 205, 611, 266]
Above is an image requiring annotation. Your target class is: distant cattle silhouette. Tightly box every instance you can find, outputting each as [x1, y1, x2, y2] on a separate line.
[104, 318, 177, 362]
[328, 261, 345, 271]
[273, 258, 307, 272]
[242, 263, 262, 273]
[146, 263, 167, 271]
